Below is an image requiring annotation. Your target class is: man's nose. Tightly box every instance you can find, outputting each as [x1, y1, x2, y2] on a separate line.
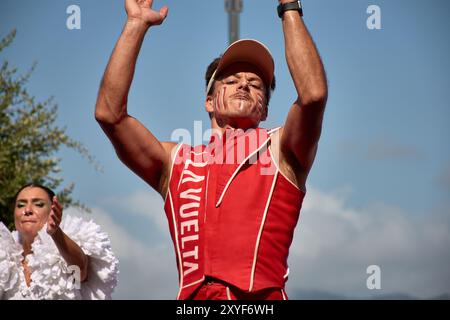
[238, 79, 250, 91]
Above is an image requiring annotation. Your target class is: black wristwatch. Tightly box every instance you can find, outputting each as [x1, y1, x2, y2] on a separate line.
[277, 0, 303, 18]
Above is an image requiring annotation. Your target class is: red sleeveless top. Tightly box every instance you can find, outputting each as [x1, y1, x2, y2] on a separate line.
[164, 127, 305, 299]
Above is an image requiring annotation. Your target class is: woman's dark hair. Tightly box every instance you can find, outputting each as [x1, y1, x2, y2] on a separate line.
[14, 183, 55, 204]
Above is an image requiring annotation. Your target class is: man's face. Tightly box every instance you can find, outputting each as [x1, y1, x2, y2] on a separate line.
[14, 187, 52, 238]
[208, 62, 268, 128]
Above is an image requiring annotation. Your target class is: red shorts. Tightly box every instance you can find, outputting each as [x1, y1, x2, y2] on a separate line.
[188, 277, 288, 300]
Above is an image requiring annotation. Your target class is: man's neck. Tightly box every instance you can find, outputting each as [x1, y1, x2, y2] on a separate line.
[211, 117, 259, 133]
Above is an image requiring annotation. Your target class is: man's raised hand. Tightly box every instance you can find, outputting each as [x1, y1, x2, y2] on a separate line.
[125, 0, 168, 27]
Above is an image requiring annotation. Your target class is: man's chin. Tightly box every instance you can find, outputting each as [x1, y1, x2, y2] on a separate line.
[228, 100, 251, 111]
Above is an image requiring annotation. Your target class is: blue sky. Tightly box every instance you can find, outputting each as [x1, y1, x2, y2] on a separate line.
[1, 0, 449, 299]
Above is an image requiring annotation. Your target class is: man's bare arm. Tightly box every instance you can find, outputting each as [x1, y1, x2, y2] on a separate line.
[95, 1, 174, 196]
[278, 2, 328, 189]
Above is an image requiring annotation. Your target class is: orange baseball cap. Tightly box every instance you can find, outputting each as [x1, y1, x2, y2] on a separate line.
[206, 39, 275, 94]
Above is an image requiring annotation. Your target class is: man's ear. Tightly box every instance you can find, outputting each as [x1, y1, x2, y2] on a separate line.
[205, 95, 214, 114]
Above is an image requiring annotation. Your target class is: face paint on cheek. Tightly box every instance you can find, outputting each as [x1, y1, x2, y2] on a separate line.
[213, 92, 218, 113]
[254, 95, 262, 114]
[239, 100, 244, 111]
[221, 87, 226, 111]
[216, 88, 223, 113]
[213, 95, 216, 113]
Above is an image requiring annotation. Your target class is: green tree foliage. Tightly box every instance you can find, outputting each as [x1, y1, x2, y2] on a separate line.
[0, 30, 93, 230]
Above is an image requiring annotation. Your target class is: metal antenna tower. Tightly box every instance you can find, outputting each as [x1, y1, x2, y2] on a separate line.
[225, 0, 243, 45]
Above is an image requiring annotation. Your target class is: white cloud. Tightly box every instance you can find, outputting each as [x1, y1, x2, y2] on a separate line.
[107, 190, 168, 233]
[287, 186, 450, 298]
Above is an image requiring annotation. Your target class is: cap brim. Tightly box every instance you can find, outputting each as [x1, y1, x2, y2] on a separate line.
[207, 39, 274, 94]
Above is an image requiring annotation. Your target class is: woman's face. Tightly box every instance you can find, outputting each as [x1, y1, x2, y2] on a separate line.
[14, 187, 52, 239]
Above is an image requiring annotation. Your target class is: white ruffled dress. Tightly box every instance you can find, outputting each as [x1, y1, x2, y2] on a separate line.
[0, 215, 119, 300]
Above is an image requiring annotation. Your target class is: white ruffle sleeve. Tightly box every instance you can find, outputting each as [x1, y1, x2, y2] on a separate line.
[59, 215, 119, 299]
[0, 223, 23, 299]
[25, 229, 73, 299]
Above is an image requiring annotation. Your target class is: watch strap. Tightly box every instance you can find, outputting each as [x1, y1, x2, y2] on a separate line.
[277, 1, 303, 18]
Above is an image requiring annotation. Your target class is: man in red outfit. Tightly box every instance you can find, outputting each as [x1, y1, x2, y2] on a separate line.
[95, 0, 327, 300]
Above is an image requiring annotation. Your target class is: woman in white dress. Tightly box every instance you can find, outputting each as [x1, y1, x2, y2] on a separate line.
[0, 184, 119, 299]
